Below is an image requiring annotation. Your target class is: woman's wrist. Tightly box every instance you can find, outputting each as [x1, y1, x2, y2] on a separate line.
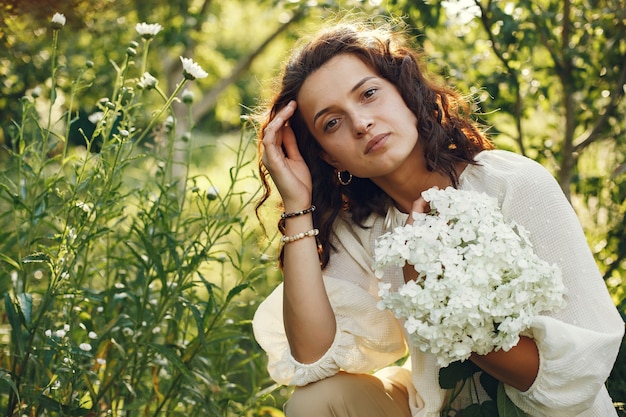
[282, 200, 313, 214]
[281, 205, 316, 220]
[280, 202, 315, 232]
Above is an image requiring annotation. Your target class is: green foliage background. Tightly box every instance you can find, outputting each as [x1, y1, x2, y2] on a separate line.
[0, 0, 624, 415]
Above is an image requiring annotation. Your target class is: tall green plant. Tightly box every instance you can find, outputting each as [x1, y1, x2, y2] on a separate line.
[0, 13, 282, 417]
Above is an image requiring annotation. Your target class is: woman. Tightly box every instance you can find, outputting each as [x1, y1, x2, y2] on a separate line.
[252, 19, 624, 417]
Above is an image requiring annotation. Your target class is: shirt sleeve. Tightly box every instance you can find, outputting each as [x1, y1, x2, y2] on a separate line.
[468, 151, 624, 416]
[507, 316, 623, 416]
[252, 276, 408, 386]
[252, 214, 408, 387]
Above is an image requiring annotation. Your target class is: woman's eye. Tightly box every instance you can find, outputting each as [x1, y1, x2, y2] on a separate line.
[324, 118, 338, 132]
[363, 87, 377, 99]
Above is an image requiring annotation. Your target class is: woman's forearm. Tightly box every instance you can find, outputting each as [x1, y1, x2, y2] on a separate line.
[281, 212, 337, 363]
[469, 335, 539, 391]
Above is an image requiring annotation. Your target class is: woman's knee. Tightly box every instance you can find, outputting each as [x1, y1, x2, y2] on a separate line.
[284, 372, 409, 417]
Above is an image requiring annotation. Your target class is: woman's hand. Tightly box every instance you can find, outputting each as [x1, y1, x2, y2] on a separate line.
[261, 101, 312, 211]
[402, 193, 431, 283]
[405, 194, 430, 226]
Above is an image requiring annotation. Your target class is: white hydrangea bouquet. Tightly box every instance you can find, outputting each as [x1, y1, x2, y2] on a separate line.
[373, 187, 566, 367]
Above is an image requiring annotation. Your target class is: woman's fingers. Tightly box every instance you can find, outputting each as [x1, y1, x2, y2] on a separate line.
[262, 101, 298, 166]
[406, 191, 432, 226]
[263, 101, 296, 146]
[260, 100, 312, 205]
[281, 123, 302, 161]
[411, 197, 430, 214]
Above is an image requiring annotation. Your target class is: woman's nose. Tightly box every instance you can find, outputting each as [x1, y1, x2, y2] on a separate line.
[354, 116, 374, 137]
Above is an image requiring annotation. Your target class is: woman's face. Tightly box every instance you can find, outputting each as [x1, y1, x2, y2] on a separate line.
[297, 53, 420, 181]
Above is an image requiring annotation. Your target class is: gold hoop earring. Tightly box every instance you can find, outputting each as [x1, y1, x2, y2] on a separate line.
[337, 170, 352, 186]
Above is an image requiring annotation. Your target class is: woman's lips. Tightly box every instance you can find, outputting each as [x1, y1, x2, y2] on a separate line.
[365, 133, 390, 154]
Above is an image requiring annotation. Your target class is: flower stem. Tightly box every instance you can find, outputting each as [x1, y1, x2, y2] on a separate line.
[140, 38, 152, 75]
[134, 78, 188, 146]
[43, 28, 60, 162]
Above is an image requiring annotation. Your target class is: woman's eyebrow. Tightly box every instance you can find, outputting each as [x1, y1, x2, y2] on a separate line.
[350, 76, 377, 93]
[312, 76, 378, 126]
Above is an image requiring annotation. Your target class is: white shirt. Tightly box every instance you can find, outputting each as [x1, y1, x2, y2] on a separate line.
[253, 149, 624, 417]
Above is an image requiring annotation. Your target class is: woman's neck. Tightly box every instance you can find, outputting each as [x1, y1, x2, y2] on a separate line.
[369, 141, 451, 213]
[372, 154, 467, 214]
[378, 170, 453, 214]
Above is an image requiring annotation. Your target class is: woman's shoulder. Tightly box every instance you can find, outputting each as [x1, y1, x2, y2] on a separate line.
[460, 149, 563, 206]
[463, 149, 559, 187]
[474, 149, 549, 171]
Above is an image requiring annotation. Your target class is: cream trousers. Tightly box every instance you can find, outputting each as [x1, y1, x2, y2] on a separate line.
[284, 371, 412, 417]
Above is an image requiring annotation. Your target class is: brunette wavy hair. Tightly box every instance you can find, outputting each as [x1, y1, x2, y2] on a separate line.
[256, 20, 493, 268]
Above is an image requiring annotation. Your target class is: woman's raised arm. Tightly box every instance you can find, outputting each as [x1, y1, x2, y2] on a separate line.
[261, 101, 337, 363]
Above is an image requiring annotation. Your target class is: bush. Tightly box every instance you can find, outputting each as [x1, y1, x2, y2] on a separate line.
[0, 13, 283, 417]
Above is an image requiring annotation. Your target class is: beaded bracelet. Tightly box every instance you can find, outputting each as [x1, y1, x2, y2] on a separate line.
[281, 205, 316, 220]
[281, 228, 319, 244]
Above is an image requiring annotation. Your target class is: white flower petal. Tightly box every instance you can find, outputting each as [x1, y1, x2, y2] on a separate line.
[180, 57, 208, 80]
[51, 13, 66, 28]
[138, 72, 158, 89]
[136, 22, 163, 38]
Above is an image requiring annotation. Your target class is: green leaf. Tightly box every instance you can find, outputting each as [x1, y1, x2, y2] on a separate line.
[129, 224, 166, 281]
[188, 302, 208, 348]
[480, 371, 500, 401]
[226, 282, 250, 303]
[16, 293, 32, 327]
[497, 383, 526, 416]
[38, 394, 91, 416]
[460, 403, 481, 417]
[4, 293, 25, 357]
[197, 273, 218, 316]
[481, 400, 499, 416]
[33, 194, 48, 219]
[21, 252, 50, 264]
[0, 369, 20, 402]
[458, 401, 499, 417]
[439, 360, 480, 389]
[146, 343, 191, 377]
[0, 252, 20, 269]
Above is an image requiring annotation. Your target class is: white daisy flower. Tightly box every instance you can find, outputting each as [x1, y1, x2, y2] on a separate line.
[138, 72, 158, 90]
[135, 22, 163, 39]
[88, 112, 104, 124]
[180, 57, 208, 80]
[51, 13, 66, 29]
